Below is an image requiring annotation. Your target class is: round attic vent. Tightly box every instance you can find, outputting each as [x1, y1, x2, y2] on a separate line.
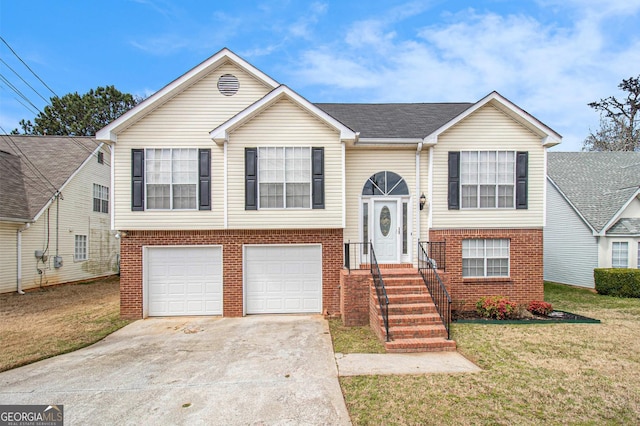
[218, 74, 239, 96]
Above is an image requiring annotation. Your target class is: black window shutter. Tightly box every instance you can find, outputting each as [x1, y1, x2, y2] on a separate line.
[312, 147, 325, 209]
[515, 151, 528, 209]
[198, 149, 211, 210]
[131, 149, 144, 211]
[448, 151, 460, 210]
[245, 148, 258, 210]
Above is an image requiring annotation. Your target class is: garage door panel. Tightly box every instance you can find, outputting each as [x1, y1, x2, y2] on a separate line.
[147, 246, 222, 316]
[245, 245, 322, 314]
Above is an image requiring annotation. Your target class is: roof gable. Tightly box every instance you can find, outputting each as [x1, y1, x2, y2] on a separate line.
[0, 135, 100, 221]
[96, 48, 279, 142]
[424, 92, 562, 147]
[210, 85, 357, 144]
[547, 152, 640, 234]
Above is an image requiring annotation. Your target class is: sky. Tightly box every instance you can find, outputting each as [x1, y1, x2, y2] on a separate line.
[1, 0, 639, 151]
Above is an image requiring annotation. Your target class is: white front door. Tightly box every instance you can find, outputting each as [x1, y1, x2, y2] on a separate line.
[373, 199, 399, 263]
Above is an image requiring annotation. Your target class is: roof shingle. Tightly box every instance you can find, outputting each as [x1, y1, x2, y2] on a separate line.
[0, 135, 99, 221]
[547, 152, 640, 233]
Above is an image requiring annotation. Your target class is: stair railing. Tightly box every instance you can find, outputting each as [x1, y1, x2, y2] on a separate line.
[418, 241, 452, 340]
[369, 243, 390, 341]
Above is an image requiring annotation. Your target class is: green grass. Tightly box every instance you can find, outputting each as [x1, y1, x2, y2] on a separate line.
[328, 319, 386, 354]
[334, 282, 640, 425]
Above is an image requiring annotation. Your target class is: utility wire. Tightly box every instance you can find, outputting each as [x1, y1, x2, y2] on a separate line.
[0, 73, 43, 113]
[0, 154, 57, 197]
[0, 57, 50, 103]
[0, 36, 59, 98]
[0, 128, 59, 193]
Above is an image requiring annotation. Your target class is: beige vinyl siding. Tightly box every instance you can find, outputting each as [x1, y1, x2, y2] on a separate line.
[5, 145, 119, 293]
[344, 147, 426, 260]
[432, 104, 545, 228]
[227, 98, 343, 228]
[0, 222, 20, 293]
[113, 62, 271, 230]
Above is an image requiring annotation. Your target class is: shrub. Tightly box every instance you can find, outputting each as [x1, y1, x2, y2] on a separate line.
[594, 268, 640, 298]
[476, 296, 518, 320]
[527, 300, 553, 316]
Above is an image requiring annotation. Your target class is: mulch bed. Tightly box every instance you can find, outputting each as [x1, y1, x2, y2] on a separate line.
[453, 310, 600, 324]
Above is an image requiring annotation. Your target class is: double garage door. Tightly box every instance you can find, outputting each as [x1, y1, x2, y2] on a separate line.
[145, 245, 322, 316]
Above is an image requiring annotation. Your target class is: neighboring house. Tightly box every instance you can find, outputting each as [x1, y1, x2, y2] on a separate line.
[545, 152, 640, 288]
[0, 135, 119, 293]
[96, 48, 561, 321]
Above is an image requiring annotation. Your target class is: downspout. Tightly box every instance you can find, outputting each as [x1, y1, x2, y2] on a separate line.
[416, 143, 423, 257]
[17, 223, 31, 294]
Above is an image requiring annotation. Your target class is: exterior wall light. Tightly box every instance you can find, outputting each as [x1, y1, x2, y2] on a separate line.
[419, 193, 427, 210]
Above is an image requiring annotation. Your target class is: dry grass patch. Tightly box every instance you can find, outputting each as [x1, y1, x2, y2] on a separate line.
[340, 283, 640, 425]
[329, 319, 386, 354]
[0, 276, 130, 372]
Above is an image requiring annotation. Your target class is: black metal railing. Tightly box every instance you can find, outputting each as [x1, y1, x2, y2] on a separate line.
[418, 241, 452, 340]
[369, 244, 390, 341]
[423, 241, 446, 271]
[343, 241, 371, 272]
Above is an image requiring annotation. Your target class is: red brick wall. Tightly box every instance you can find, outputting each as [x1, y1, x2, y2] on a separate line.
[339, 270, 370, 326]
[119, 229, 343, 319]
[429, 228, 544, 311]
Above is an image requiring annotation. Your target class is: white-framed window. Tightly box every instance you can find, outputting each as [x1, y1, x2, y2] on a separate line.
[637, 241, 640, 269]
[74, 235, 87, 261]
[145, 148, 198, 210]
[93, 184, 109, 213]
[612, 242, 628, 268]
[461, 151, 515, 209]
[258, 147, 311, 209]
[462, 239, 510, 277]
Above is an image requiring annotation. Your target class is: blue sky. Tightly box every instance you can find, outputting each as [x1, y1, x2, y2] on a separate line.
[1, 0, 639, 151]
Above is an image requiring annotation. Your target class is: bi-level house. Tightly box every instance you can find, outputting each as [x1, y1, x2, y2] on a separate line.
[97, 48, 560, 350]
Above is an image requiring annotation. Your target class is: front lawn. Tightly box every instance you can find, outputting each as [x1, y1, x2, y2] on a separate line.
[0, 276, 130, 372]
[337, 282, 640, 425]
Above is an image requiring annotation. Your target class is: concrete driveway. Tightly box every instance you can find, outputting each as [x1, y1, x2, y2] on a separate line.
[0, 315, 351, 426]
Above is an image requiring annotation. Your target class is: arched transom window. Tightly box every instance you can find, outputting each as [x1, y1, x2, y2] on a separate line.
[362, 171, 409, 196]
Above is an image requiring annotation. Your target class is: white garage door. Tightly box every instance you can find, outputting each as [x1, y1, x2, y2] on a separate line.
[245, 245, 322, 314]
[146, 246, 222, 316]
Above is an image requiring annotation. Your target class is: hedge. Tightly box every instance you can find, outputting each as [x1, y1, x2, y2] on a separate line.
[594, 268, 640, 298]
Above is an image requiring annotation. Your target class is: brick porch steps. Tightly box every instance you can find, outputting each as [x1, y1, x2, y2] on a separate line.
[374, 268, 456, 353]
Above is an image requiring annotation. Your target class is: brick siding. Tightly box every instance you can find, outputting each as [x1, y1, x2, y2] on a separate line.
[430, 228, 544, 311]
[119, 229, 343, 319]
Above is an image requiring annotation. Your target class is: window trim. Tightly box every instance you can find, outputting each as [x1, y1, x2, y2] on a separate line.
[257, 146, 313, 210]
[612, 241, 629, 268]
[460, 150, 516, 209]
[462, 238, 511, 278]
[74, 235, 88, 262]
[93, 183, 109, 214]
[144, 148, 199, 211]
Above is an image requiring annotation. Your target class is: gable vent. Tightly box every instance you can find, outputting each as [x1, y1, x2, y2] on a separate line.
[218, 74, 239, 96]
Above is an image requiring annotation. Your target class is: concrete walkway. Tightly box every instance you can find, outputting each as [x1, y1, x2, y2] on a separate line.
[335, 352, 481, 376]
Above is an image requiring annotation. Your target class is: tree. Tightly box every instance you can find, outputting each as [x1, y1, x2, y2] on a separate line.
[13, 85, 142, 136]
[583, 75, 640, 151]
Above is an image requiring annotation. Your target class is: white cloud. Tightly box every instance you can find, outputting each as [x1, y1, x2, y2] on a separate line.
[287, 2, 640, 151]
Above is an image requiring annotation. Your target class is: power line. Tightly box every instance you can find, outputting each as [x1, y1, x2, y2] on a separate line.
[0, 129, 59, 193]
[0, 84, 38, 116]
[0, 57, 50, 103]
[0, 73, 43, 114]
[0, 36, 59, 98]
[0, 154, 57, 198]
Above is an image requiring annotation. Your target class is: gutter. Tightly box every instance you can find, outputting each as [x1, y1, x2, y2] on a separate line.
[16, 223, 31, 294]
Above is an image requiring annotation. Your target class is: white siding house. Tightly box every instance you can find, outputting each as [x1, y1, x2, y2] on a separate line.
[545, 152, 640, 288]
[0, 135, 119, 293]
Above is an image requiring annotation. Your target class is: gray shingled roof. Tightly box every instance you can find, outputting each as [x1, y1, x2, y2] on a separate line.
[547, 152, 640, 233]
[315, 103, 473, 139]
[0, 135, 99, 221]
[608, 218, 640, 235]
